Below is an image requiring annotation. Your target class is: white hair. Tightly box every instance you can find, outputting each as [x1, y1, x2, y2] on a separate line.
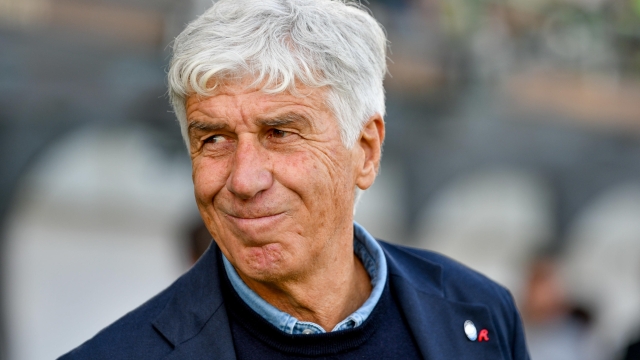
[168, 0, 387, 148]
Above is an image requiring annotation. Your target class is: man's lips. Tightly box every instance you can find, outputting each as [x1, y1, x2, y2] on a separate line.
[225, 212, 285, 220]
[223, 212, 287, 229]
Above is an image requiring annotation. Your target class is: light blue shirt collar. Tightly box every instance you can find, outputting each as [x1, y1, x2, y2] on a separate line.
[222, 222, 388, 334]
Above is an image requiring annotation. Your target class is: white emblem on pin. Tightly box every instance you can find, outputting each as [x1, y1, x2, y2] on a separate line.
[464, 320, 477, 341]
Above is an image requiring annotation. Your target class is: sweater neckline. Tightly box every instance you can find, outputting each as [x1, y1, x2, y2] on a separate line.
[220, 253, 391, 357]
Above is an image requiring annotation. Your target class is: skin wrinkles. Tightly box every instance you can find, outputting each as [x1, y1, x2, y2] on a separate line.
[186, 79, 384, 331]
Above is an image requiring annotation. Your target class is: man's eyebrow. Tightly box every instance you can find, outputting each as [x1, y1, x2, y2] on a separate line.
[188, 120, 227, 133]
[258, 112, 312, 128]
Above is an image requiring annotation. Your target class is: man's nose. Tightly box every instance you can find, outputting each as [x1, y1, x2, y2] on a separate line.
[226, 137, 273, 200]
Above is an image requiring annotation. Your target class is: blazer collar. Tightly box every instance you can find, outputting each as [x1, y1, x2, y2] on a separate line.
[152, 243, 237, 360]
[380, 241, 444, 298]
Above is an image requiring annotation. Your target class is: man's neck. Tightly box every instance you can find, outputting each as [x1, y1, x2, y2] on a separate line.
[237, 252, 372, 332]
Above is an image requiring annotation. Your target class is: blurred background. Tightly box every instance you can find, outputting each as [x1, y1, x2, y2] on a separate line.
[1, 0, 639, 358]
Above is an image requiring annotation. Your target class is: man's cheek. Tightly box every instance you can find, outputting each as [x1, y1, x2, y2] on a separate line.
[194, 166, 227, 197]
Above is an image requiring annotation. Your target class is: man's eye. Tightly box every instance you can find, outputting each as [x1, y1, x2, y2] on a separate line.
[269, 129, 290, 139]
[204, 135, 227, 144]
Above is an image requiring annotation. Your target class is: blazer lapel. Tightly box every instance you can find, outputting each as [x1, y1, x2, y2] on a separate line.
[383, 243, 506, 360]
[161, 303, 236, 360]
[153, 244, 237, 360]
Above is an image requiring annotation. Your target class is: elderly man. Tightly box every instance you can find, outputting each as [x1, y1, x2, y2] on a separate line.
[60, 0, 529, 359]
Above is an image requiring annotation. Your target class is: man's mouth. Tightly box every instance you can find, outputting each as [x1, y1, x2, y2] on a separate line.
[227, 213, 283, 219]
[223, 212, 287, 229]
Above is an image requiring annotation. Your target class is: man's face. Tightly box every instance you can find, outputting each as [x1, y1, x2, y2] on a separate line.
[186, 81, 378, 283]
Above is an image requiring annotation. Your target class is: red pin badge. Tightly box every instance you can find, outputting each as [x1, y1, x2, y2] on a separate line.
[464, 320, 490, 342]
[478, 329, 489, 342]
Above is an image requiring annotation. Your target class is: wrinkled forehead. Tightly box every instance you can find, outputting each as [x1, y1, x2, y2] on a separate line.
[184, 78, 337, 129]
[187, 76, 332, 113]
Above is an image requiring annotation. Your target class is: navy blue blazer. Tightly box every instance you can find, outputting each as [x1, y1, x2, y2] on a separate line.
[59, 241, 530, 359]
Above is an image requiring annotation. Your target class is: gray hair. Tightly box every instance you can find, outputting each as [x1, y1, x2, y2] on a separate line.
[168, 0, 387, 148]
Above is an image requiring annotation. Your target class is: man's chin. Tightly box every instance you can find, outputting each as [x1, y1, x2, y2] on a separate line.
[233, 243, 296, 281]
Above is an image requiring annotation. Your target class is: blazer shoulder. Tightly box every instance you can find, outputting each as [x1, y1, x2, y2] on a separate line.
[57, 276, 180, 360]
[379, 240, 515, 308]
[59, 243, 228, 360]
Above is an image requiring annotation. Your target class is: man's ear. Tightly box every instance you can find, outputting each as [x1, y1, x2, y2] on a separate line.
[355, 114, 385, 191]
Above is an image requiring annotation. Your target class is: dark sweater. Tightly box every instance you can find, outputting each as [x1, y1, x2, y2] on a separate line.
[220, 260, 422, 359]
